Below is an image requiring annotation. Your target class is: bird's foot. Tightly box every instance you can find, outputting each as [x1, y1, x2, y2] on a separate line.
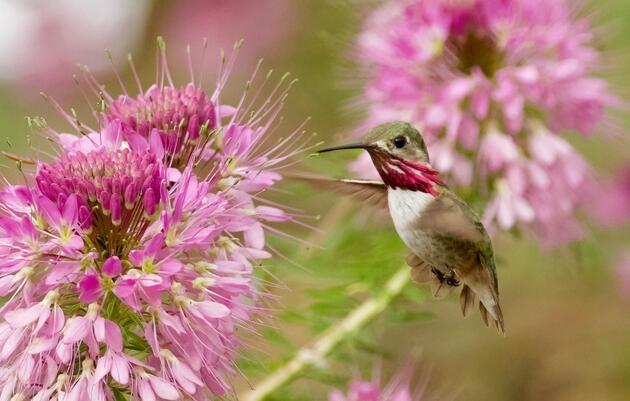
[446, 274, 460, 287]
[430, 266, 445, 281]
[431, 267, 460, 287]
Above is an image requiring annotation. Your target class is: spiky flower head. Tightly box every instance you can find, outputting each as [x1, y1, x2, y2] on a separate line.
[36, 142, 161, 230]
[352, 0, 619, 247]
[0, 42, 309, 400]
[105, 84, 216, 167]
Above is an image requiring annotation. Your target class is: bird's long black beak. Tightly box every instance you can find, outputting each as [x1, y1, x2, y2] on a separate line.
[317, 143, 368, 153]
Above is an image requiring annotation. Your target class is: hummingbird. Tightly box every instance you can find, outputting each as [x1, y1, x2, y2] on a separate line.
[307, 121, 504, 334]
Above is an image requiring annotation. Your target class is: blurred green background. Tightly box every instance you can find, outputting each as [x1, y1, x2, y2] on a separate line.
[1, 1, 629, 400]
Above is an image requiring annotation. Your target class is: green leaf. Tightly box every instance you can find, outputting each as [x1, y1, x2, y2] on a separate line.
[388, 310, 435, 323]
[112, 387, 128, 401]
[262, 328, 296, 349]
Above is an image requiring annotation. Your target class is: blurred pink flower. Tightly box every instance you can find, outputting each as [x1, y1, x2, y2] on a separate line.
[0, 0, 150, 97]
[354, 0, 618, 248]
[590, 166, 630, 226]
[162, 0, 299, 73]
[329, 366, 428, 401]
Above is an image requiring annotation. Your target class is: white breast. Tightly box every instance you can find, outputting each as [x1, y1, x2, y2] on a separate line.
[387, 188, 433, 250]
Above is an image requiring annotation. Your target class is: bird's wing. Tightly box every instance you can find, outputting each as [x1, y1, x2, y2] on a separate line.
[417, 190, 487, 244]
[286, 173, 388, 209]
[406, 252, 432, 283]
[419, 190, 504, 333]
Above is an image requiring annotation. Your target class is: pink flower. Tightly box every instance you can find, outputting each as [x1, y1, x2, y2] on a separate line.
[112, 233, 182, 310]
[94, 349, 133, 386]
[0, 0, 150, 98]
[590, 166, 630, 226]
[0, 42, 310, 400]
[106, 83, 216, 165]
[36, 194, 85, 251]
[353, 0, 619, 247]
[161, 0, 300, 73]
[478, 126, 519, 174]
[329, 365, 429, 401]
[483, 177, 534, 232]
[133, 370, 180, 401]
[60, 304, 123, 360]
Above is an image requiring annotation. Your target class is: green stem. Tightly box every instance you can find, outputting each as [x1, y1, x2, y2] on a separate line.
[240, 265, 411, 401]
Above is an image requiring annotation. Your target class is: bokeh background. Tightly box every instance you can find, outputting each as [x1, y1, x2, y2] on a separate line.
[0, 1, 629, 400]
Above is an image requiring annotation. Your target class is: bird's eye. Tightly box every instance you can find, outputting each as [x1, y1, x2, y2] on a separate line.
[393, 136, 407, 149]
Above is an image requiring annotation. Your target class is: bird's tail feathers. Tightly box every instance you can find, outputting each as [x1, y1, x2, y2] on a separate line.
[459, 285, 476, 317]
[478, 295, 505, 335]
[463, 271, 505, 335]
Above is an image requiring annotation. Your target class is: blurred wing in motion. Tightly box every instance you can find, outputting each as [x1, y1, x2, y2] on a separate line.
[406, 252, 432, 283]
[417, 190, 487, 244]
[286, 173, 388, 209]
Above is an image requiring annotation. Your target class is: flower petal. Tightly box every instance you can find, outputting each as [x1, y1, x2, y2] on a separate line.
[158, 259, 182, 275]
[94, 353, 112, 382]
[62, 194, 78, 226]
[78, 274, 101, 303]
[198, 301, 230, 319]
[4, 303, 46, 328]
[102, 256, 123, 277]
[111, 353, 130, 385]
[139, 379, 156, 401]
[113, 277, 137, 298]
[149, 376, 180, 400]
[104, 319, 123, 352]
[37, 196, 62, 228]
[62, 317, 91, 344]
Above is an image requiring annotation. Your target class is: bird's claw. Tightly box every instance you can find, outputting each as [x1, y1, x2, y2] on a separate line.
[431, 267, 460, 287]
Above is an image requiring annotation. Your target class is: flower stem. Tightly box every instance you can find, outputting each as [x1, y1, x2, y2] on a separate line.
[241, 265, 411, 401]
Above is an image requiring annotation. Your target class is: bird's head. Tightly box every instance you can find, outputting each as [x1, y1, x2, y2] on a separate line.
[318, 121, 443, 194]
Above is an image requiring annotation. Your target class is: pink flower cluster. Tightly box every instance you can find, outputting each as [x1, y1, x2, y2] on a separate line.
[353, 0, 618, 247]
[591, 167, 630, 298]
[329, 367, 426, 401]
[0, 47, 307, 400]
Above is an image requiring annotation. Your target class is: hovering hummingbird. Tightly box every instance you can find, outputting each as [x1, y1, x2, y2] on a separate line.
[306, 121, 504, 334]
